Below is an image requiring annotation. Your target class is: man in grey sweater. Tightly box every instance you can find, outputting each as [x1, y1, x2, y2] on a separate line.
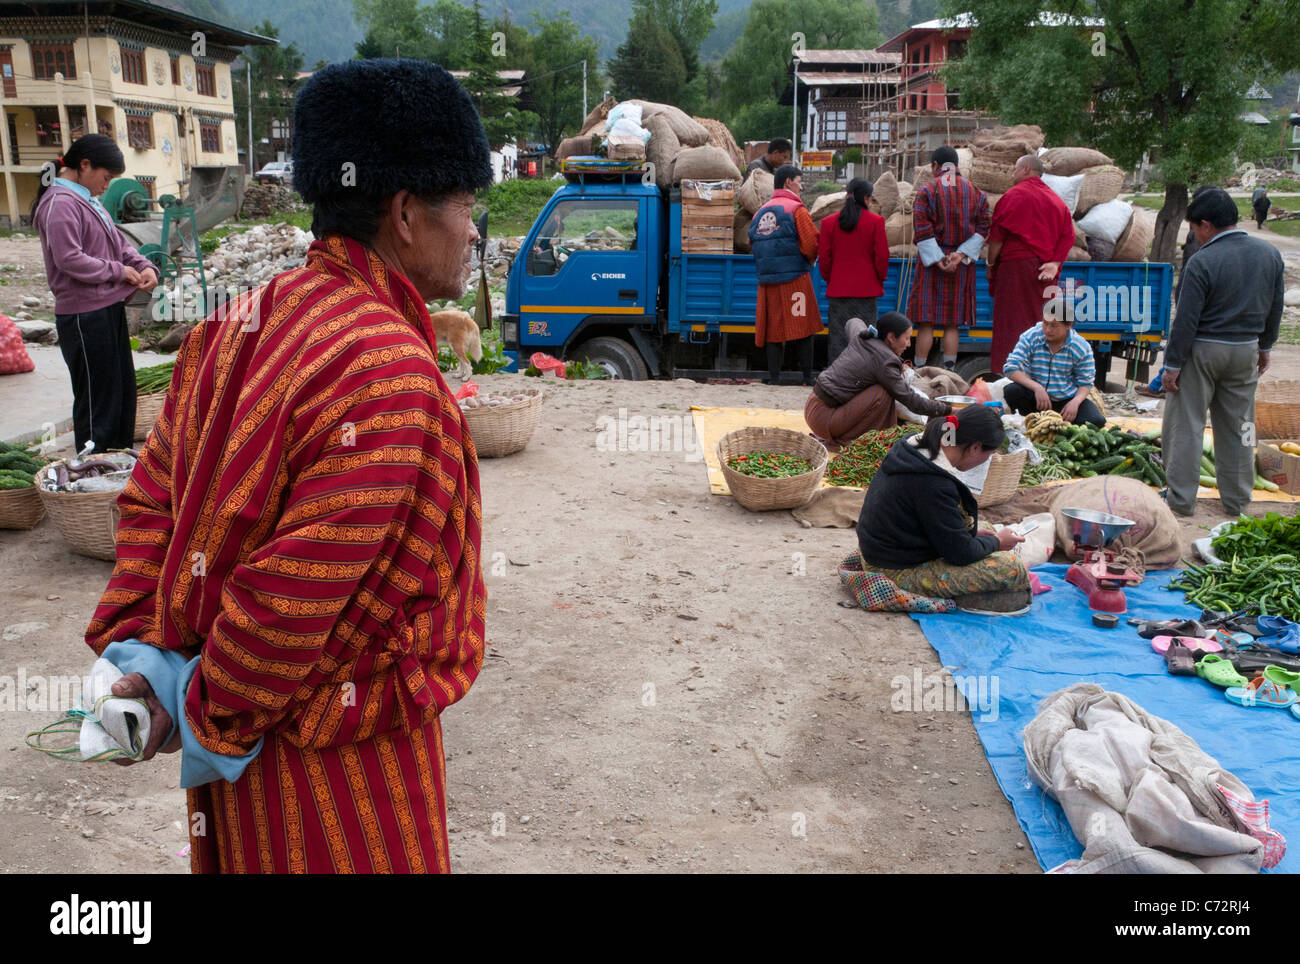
[1162, 187, 1285, 516]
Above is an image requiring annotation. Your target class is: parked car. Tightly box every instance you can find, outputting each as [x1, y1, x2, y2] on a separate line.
[254, 161, 293, 186]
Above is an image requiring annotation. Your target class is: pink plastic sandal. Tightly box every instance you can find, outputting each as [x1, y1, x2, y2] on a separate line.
[1150, 635, 1224, 656]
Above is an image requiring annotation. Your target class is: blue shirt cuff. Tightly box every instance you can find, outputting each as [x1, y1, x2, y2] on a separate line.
[957, 233, 985, 261]
[102, 639, 263, 788]
[916, 237, 944, 266]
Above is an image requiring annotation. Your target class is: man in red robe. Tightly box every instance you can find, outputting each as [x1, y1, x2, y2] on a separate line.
[84, 60, 491, 873]
[986, 154, 1075, 373]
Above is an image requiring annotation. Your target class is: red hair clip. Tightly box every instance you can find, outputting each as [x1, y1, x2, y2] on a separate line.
[946, 414, 959, 426]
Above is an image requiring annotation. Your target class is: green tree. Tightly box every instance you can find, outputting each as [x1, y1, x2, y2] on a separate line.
[522, 13, 603, 150]
[721, 0, 882, 127]
[232, 20, 305, 172]
[462, 0, 538, 147]
[607, 11, 689, 103]
[943, 0, 1300, 263]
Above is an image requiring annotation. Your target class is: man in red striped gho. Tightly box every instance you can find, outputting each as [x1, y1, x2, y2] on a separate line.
[83, 59, 490, 873]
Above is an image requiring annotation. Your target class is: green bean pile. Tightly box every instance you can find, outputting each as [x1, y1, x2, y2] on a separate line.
[135, 362, 175, 394]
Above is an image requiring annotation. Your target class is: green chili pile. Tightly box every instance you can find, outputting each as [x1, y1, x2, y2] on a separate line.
[1168, 556, 1300, 621]
[727, 450, 814, 479]
[825, 426, 921, 488]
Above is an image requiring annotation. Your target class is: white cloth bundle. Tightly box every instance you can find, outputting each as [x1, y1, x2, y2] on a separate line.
[80, 658, 151, 760]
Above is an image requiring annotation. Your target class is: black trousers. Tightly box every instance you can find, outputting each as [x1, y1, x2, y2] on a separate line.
[55, 302, 136, 452]
[766, 337, 813, 385]
[1003, 382, 1105, 427]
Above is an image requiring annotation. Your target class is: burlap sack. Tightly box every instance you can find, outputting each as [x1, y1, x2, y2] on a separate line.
[985, 192, 1002, 211]
[1049, 476, 1182, 569]
[696, 117, 745, 171]
[970, 157, 1017, 194]
[1073, 221, 1087, 248]
[557, 134, 598, 159]
[1065, 246, 1091, 261]
[672, 145, 740, 182]
[1113, 206, 1156, 262]
[645, 114, 680, 190]
[885, 211, 914, 247]
[873, 170, 901, 219]
[1041, 146, 1114, 177]
[911, 164, 933, 188]
[897, 180, 914, 214]
[580, 96, 617, 134]
[889, 243, 918, 258]
[809, 191, 847, 222]
[971, 124, 1044, 155]
[733, 209, 752, 253]
[738, 168, 774, 214]
[631, 101, 710, 146]
[1075, 165, 1126, 215]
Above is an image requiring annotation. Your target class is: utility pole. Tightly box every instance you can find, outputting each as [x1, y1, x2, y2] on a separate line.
[792, 59, 799, 156]
[582, 59, 587, 125]
[246, 60, 253, 175]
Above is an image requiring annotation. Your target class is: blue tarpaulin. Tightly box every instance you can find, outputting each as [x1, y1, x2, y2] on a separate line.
[911, 564, 1298, 873]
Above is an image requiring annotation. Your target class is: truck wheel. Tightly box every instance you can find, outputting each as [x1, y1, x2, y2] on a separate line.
[573, 337, 649, 380]
[954, 355, 995, 384]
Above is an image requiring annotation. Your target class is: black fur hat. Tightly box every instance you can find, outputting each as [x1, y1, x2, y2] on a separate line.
[292, 59, 491, 203]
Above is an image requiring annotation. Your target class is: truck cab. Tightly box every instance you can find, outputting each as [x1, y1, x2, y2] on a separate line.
[502, 177, 666, 379]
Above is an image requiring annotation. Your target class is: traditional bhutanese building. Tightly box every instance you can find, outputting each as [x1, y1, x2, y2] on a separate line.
[0, 0, 273, 226]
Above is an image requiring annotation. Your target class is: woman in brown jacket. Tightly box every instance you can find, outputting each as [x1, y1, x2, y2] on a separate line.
[805, 311, 952, 447]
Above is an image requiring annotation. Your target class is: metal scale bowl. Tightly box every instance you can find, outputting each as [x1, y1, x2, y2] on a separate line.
[1060, 507, 1141, 613]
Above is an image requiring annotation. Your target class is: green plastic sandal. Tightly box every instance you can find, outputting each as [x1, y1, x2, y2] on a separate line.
[1264, 665, 1300, 689]
[1197, 655, 1250, 689]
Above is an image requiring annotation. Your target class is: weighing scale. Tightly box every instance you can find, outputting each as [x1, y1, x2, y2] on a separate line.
[1061, 507, 1142, 614]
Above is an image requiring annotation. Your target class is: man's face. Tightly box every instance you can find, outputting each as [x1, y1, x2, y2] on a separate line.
[772, 150, 791, 167]
[1189, 219, 1216, 246]
[1012, 161, 1032, 184]
[786, 175, 802, 194]
[407, 191, 478, 301]
[1042, 318, 1070, 344]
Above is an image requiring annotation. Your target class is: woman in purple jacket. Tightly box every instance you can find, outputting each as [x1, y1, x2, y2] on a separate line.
[32, 134, 158, 452]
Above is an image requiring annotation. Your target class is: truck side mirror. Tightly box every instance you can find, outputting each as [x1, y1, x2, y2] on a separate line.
[476, 210, 489, 259]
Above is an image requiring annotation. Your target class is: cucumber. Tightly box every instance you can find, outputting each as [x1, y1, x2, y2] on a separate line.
[1255, 474, 1280, 492]
[1200, 474, 1218, 488]
[1091, 455, 1126, 472]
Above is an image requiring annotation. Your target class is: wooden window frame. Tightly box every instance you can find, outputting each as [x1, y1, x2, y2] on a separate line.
[199, 120, 220, 153]
[121, 47, 146, 85]
[170, 54, 179, 85]
[31, 43, 77, 81]
[196, 64, 215, 97]
[126, 114, 153, 149]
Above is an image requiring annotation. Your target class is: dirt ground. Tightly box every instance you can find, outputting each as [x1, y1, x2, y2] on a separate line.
[2, 230, 1299, 875]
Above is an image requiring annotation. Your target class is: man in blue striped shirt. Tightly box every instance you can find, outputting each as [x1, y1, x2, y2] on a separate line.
[1001, 308, 1105, 426]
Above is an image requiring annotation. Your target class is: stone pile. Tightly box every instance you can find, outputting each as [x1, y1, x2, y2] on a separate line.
[240, 183, 301, 218]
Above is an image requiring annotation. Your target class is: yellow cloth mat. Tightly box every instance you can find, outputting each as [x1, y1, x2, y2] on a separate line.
[691, 406, 1300, 503]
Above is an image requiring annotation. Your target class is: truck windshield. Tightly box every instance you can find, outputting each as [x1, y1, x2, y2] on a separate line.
[527, 198, 639, 276]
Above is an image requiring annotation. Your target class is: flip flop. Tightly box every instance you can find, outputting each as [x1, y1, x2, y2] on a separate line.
[1151, 635, 1224, 656]
[1225, 676, 1298, 709]
[1197, 655, 1250, 689]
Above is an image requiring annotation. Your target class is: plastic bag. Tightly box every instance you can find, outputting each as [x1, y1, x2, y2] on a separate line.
[969, 378, 992, 403]
[529, 352, 566, 378]
[454, 380, 479, 400]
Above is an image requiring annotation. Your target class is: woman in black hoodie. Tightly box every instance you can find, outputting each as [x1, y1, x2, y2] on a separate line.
[856, 406, 1032, 614]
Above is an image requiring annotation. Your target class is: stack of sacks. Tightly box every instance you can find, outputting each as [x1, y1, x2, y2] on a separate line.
[968, 124, 1045, 194]
[734, 169, 773, 252]
[809, 191, 847, 224]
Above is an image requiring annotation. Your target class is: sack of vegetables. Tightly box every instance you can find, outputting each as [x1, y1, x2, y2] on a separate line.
[134, 362, 174, 442]
[718, 427, 827, 511]
[0, 440, 48, 530]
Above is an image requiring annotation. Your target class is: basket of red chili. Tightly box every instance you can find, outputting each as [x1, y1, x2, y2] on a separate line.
[718, 427, 828, 511]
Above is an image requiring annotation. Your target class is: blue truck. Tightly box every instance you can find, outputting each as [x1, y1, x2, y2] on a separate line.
[500, 169, 1171, 384]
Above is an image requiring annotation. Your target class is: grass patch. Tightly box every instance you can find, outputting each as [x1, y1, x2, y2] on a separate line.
[476, 179, 562, 238]
[1276, 323, 1300, 346]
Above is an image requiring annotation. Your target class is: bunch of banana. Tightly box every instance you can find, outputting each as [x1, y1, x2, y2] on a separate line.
[1024, 410, 1069, 444]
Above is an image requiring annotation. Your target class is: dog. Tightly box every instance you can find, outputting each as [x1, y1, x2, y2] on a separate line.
[428, 308, 482, 380]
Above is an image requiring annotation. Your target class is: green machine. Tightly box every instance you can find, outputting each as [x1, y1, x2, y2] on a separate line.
[101, 166, 245, 317]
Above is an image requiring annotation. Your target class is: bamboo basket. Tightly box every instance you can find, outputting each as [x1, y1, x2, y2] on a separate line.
[977, 449, 1028, 508]
[969, 158, 1017, 195]
[0, 483, 45, 530]
[1074, 165, 1126, 215]
[461, 389, 544, 458]
[37, 460, 123, 561]
[718, 427, 828, 511]
[1256, 380, 1300, 440]
[134, 392, 166, 442]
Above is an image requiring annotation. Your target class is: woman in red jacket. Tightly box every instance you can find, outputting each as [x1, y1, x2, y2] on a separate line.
[817, 178, 889, 365]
